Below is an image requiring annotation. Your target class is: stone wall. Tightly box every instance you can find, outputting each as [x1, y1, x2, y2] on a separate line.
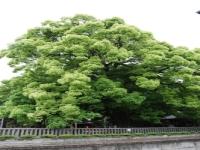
[1, 135, 200, 150]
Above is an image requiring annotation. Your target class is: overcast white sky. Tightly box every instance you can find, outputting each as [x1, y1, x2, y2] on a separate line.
[0, 0, 200, 81]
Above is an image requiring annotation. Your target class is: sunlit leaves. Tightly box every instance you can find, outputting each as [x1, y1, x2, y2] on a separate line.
[136, 77, 160, 90]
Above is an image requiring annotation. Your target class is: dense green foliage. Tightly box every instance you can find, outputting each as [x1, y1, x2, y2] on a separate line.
[1, 15, 200, 128]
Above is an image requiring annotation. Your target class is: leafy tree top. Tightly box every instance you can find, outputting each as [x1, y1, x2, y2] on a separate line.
[0, 14, 200, 128]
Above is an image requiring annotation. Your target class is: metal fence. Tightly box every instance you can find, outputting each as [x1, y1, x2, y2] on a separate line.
[0, 127, 200, 137]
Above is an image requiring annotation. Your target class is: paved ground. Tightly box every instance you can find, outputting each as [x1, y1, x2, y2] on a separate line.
[0, 135, 200, 149]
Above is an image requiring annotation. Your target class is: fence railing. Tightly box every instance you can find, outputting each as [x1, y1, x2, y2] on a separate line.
[0, 127, 200, 137]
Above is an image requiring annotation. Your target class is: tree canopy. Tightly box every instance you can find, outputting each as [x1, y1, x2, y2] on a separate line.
[1, 14, 200, 128]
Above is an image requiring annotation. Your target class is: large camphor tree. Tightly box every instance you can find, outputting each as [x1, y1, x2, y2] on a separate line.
[1, 15, 200, 128]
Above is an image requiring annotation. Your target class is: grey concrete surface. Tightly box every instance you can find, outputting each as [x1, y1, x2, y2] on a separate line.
[1, 135, 200, 150]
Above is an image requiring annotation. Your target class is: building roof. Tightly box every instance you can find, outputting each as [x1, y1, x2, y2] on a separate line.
[162, 115, 176, 120]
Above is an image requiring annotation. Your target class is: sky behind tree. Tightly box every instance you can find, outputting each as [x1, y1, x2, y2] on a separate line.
[0, 0, 200, 81]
